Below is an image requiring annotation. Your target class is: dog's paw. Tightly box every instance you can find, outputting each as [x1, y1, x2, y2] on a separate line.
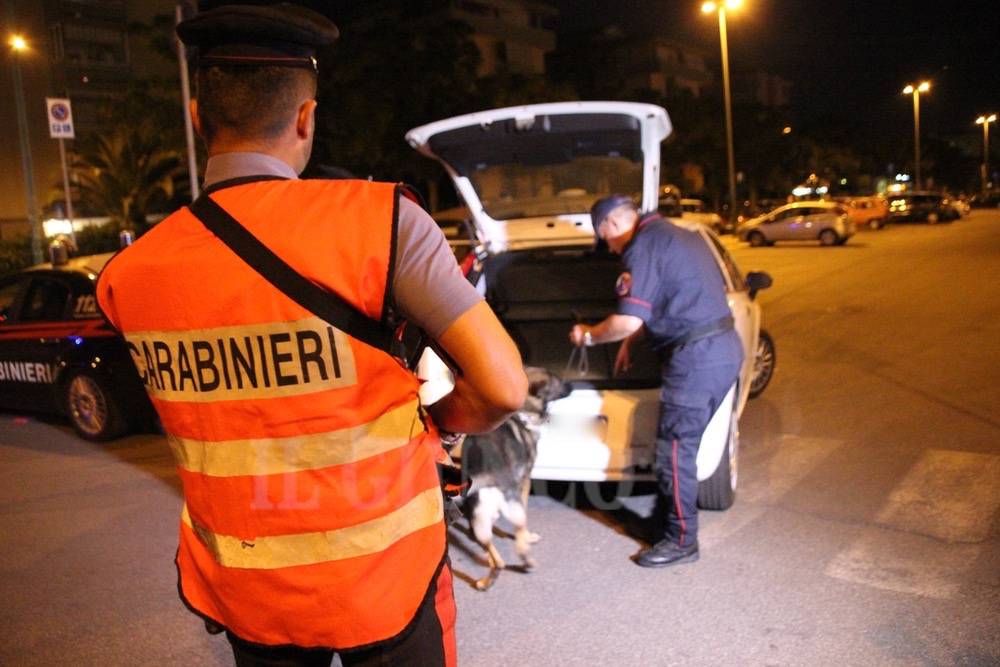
[522, 554, 537, 570]
[526, 531, 541, 544]
[475, 574, 498, 591]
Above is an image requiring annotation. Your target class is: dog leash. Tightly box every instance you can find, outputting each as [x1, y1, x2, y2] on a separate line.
[566, 310, 591, 377]
[565, 343, 590, 377]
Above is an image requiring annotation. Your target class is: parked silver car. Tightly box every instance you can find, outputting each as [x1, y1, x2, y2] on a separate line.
[738, 200, 855, 246]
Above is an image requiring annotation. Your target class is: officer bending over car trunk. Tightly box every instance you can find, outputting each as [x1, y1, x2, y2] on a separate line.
[569, 194, 743, 568]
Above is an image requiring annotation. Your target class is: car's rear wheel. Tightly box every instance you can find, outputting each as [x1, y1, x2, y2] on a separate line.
[819, 229, 838, 246]
[64, 371, 127, 441]
[698, 396, 739, 511]
[749, 330, 775, 398]
[868, 218, 883, 230]
[927, 212, 940, 224]
[748, 231, 766, 247]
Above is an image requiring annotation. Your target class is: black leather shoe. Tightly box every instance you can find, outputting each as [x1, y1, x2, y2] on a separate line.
[635, 539, 700, 568]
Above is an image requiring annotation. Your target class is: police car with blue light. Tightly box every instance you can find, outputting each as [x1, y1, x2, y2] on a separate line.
[407, 101, 775, 509]
[0, 250, 154, 440]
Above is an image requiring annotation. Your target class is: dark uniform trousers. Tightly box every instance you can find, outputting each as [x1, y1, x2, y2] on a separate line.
[654, 330, 743, 547]
[226, 562, 457, 667]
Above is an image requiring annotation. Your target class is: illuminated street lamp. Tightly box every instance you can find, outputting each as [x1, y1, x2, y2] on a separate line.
[7, 33, 43, 264]
[902, 81, 930, 190]
[975, 114, 996, 193]
[702, 0, 743, 226]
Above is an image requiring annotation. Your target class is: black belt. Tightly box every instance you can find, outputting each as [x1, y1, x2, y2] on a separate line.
[665, 315, 734, 349]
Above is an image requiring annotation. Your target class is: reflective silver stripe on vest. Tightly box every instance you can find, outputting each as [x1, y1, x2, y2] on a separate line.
[181, 486, 443, 569]
[168, 399, 423, 477]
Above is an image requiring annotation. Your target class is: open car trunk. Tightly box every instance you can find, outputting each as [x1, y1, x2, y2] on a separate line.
[408, 102, 747, 483]
[406, 102, 672, 252]
[483, 247, 660, 388]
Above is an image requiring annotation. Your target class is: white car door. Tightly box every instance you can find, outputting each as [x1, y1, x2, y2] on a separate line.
[698, 227, 758, 415]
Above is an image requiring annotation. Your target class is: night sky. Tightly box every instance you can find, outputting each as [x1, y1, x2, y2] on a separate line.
[552, 0, 999, 138]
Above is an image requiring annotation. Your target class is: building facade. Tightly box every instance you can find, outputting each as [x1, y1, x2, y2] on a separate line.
[442, 0, 557, 76]
[550, 25, 714, 100]
[1, 0, 177, 235]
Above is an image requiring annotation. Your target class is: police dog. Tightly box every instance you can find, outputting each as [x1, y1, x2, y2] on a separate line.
[459, 366, 567, 591]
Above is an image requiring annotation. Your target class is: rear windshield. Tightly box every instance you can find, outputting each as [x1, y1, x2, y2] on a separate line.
[426, 112, 646, 221]
[470, 157, 642, 219]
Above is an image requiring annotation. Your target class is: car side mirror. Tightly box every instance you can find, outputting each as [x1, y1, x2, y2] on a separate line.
[746, 271, 772, 300]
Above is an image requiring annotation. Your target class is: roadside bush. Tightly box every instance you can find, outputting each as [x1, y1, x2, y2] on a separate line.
[75, 222, 130, 256]
[0, 237, 33, 277]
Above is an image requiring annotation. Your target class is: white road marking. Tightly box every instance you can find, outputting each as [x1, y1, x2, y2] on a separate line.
[825, 529, 980, 600]
[826, 449, 1000, 599]
[738, 434, 844, 504]
[875, 448, 1000, 543]
[701, 434, 843, 549]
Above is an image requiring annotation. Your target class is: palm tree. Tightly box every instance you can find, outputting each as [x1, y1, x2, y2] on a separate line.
[72, 118, 184, 232]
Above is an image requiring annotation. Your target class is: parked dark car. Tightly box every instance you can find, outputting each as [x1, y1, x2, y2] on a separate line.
[887, 193, 961, 223]
[0, 252, 155, 440]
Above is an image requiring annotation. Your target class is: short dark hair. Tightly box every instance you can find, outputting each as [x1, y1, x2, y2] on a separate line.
[195, 66, 317, 144]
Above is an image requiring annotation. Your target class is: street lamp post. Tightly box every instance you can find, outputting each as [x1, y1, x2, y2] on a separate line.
[975, 114, 996, 194]
[7, 33, 43, 264]
[902, 81, 930, 191]
[175, 3, 200, 201]
[702, 0, 742, 227]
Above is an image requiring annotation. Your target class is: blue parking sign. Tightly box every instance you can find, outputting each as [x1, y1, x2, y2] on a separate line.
[46, 98, 75, 139]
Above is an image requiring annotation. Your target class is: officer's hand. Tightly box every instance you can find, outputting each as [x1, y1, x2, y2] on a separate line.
[569, 324, 587, 347]
[613, 339, 631, 376]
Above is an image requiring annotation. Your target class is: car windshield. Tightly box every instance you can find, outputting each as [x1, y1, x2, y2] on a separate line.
[468, 155, 642, 220]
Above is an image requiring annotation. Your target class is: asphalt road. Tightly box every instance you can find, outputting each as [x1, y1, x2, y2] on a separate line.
[1, 210, 998, 666]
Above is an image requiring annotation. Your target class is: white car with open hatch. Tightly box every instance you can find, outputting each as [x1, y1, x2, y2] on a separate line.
[406, 102, 773, 510]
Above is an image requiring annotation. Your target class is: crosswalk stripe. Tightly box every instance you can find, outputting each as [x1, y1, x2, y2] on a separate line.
[875, 448, 1000, 543]
[825, 449, 1000, 599]
[825, 530, 980, 600]
[737, 434, 844, 504]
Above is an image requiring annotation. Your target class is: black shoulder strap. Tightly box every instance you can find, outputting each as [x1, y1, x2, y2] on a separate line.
[188, 194, 397, 355]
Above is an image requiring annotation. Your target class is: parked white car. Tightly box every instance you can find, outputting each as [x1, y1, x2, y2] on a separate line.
[406, 102, 773, 510]
[738, 200, 855, 246]
[679, 198, 727, 234]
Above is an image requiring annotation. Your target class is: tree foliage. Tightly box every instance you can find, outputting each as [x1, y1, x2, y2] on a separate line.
[71, 86, 188, 232]
[312, 1, 483, 194]
[312, 2, 581, 208]
[0, 237, 33, 277]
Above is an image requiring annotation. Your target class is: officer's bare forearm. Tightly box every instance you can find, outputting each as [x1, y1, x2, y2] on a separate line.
[428, 301, 528, 434]
[426, 376, 519, 434]
[587, 314, 644, 345]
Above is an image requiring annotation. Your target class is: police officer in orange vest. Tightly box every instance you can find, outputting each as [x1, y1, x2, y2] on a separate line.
[96, 3, 527, 665]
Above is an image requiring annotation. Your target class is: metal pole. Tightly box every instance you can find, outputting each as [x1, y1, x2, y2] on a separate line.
[983, 121, 990, 194]
[912, 90, 921, 190]
[58, 137, 75, 241]
[10, 49, 43, 264]
[718, 8, 738, 226]
[176, 3, 200, 200]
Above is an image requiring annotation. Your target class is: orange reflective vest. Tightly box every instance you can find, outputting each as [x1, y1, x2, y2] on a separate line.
[96, 179, 446, 649]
